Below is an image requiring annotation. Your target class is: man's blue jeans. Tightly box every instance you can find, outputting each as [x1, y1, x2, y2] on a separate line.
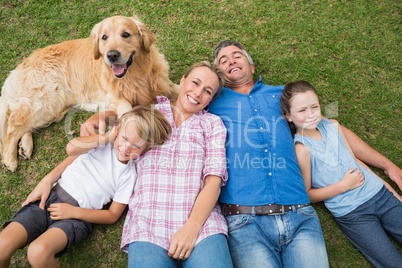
[128, 234, 233, 268]
[335, 186, 402, 268]
[226, 205, 329, 268]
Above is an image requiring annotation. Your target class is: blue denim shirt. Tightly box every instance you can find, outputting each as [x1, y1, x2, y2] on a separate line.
[208, 77, 310, 206]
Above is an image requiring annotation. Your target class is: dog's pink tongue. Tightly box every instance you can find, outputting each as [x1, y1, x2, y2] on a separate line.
[112, 64, 127, 75]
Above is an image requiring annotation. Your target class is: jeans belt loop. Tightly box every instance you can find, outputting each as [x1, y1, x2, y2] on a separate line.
[251, 206, 257, 216]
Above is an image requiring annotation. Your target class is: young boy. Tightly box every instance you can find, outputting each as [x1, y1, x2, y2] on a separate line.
[0, 106, 171, 268]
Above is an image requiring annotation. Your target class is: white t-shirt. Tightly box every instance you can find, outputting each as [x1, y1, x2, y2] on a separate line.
[57, 143, 136, 209]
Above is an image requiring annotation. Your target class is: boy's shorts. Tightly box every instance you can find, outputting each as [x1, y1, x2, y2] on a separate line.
[3, 185, 92, 257]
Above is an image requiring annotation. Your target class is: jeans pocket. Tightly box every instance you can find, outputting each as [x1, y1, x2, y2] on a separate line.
[226, 214, 252, 233]
[296, 205, 318, 217]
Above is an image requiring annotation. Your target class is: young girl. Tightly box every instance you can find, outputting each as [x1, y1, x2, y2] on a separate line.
[0, 106, 171, 268]
[280, 80, 402, 268]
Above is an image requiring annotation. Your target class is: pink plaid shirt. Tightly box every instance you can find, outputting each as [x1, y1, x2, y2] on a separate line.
[121, 96, 228, 252]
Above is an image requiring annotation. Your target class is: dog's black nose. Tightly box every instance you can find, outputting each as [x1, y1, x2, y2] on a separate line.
[107, 50, 120, 62]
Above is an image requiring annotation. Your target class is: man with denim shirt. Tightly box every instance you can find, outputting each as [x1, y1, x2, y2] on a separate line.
[207, 40, 329, 267]
[208, 40, 401, 267]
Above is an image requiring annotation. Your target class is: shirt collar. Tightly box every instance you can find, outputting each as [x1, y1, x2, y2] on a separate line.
[221, 76, 264, 93]
[250, 76, 263, 93]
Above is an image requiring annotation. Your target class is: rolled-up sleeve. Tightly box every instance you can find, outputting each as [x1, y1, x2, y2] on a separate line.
[202, 114, 228, 186]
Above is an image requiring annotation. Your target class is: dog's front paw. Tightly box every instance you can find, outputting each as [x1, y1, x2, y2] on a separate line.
[18, 146, 31, 159]
[18, 133, 33, 159]
[1, 158, 18, 172]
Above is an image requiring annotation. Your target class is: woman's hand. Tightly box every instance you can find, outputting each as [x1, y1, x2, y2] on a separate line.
[48, 203, 77, 220]
[107, 125, 118, 143]
[341, 168, 364, 192]
[167, 223, 199, 260]
[166, 175, 222, 260]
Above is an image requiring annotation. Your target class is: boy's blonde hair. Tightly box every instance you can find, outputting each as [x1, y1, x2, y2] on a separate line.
[118, 106, 172, 153]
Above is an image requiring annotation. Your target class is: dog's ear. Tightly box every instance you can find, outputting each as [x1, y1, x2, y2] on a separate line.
[90, 22, 101, 60]
[140, 25, 156, 53]
[132, 16, 156, 53]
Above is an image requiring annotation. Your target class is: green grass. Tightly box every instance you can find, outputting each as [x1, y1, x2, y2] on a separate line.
[0, 0, 401, 267]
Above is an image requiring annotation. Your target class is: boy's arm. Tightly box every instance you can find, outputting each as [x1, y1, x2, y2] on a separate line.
[22, 156, 77, 209]
[167, 175, 222, 260]
[47, 201, 127, 224]
[341, 125, 402, 190]
[66, 126, 116, 156]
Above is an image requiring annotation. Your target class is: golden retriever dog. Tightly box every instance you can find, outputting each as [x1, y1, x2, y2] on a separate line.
[0, 15, 179, 171]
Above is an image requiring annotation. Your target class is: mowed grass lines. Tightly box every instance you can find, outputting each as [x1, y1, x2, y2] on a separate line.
[0, 0, 400, 267]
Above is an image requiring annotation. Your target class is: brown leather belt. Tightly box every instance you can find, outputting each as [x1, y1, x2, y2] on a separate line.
[222, 203, 310, 217]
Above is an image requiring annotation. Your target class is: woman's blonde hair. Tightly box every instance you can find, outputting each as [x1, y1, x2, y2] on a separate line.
[183, 61, 225, 98]
[118, 106, 171, 153]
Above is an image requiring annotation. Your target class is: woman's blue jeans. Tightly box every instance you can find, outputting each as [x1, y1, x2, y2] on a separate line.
[226, 205, 329, 268]
[128, 234, 233, 268]
[335, 186, 402, 268]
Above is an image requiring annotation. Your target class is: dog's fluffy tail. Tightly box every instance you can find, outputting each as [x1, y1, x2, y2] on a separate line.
[0, 97, 9, 152]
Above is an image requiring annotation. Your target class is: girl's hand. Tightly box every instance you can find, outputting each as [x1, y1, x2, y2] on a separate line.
[394, 193, 402, 203]
[384, 164, 402, 191]
[341, 168, 364, 192]
[48, 203, 77, 220]
[167, 223, 199, 260]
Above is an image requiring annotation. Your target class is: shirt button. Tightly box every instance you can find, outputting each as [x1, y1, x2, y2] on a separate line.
[260, 127, 263, 130]
[249, 95, 252, 98]
[268, 172, 272, 176]
[265, 149, 268, 152]
[254, 109, 257, 112]
[272, 95, 275, 98]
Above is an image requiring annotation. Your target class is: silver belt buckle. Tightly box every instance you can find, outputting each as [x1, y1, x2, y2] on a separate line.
[269, 205, 285, 215]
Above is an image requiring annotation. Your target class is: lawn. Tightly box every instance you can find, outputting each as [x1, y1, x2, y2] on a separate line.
[0, 0, 401, 267]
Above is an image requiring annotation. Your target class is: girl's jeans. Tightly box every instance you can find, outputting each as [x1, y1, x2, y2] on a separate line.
[335, 186, 402, 268]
